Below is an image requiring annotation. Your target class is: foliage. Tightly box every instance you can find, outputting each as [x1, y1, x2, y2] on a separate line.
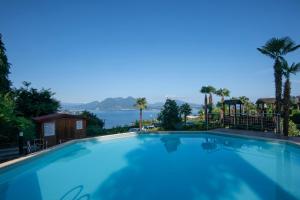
[158, 99, 181, 130]
[0, 34, 11, 94]
[103, 126, 131, 135]
[14, 82, 60, 118]
[135, 97, 148, 129]
[179, 103, 192, 124]
[200, 86, 216, 95]
[0, 93, 15, 122]
[257, 37, 300, 114]
[134, 97, 147, 110]
[86, 125, 104, 136]
[81, 110, 105, 136]
[0, 94, 36, 143]
[280, 120, 300, 136]
[281, 60, 300, 136]
[239, 96, 257, 114]
[15, 117, 36, 140]
[81, 110, 104, 128]
[133, 119, 155, 127]
[291, 111, 300, 124]
[178, 121, 222, 131]
[215, 88, 230, 102]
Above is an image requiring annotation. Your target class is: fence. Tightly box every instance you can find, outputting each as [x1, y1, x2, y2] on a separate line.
[223, 113, 281, 133]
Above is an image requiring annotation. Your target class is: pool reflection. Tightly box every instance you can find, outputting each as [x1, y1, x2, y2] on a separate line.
[160, 136, 181, 153]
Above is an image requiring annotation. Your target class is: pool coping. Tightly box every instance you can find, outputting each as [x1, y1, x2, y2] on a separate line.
[1, 129, 300, 169]
[0, 132, 137, 170]
[145, 129, 300, 146]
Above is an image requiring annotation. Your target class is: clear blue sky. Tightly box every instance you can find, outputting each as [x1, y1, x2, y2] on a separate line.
[0, 0, 299, 104]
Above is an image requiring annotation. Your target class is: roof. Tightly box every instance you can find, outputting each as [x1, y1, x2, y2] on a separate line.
[256, 98, 276, 104]
[223, 99, 243, 105]
[33, 113, 85, 122]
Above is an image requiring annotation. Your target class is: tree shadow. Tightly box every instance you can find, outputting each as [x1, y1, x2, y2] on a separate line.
[94, 134, 298, 200]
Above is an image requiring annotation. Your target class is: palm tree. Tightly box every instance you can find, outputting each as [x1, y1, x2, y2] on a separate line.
[200, 86, 215, 124]
[207, 86, 216, 109]
[257, 37, 300, 114]
[135, 97, 147, 131]
[215, 88, 230, 103]
[215, 88, 230, 119]
[179, 103, 192, 125]
[282, 61, 300, 136]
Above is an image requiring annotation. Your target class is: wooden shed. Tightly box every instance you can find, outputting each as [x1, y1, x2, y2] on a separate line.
[33, 113, 87, 146]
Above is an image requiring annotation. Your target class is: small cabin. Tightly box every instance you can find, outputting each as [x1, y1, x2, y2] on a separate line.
[33, 113, 87, 146]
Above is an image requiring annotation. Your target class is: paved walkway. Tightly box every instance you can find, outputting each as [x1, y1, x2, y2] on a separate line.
[213, 128, 300, 144]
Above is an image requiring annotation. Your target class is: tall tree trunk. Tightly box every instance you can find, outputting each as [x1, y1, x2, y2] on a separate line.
[221, 96, 224, 120]
[274, 58, 282, 114]
[139, 109, 142, 131]
[184, 115, 187, 125]
[283, 79, 290, 136]
[204, 94, 208, 125]
[208, 93, 213, 113]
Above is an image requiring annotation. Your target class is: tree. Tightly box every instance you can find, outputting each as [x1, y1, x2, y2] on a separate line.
[179, 103, 192, 125]
[158, 99, 181, 130]
[0, 33, 11, 94]
[239, 96, 256, 114]
[200, 86, 215, 124]
[81, 110, 105, 136]
[281, 61, 300, 136]
[0, 94, 35, 143]
[215, 88, 230, 119]
[134, 97, 147, 130]
[257, 37, 300, 114]
[215, 88, 230, 103]
[15, 82, 60, 118]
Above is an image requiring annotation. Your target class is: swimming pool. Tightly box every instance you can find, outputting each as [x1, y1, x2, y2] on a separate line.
[0, 132, 300, 200]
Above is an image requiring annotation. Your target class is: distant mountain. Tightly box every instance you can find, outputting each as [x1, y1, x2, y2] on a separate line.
[61, 97, 201, 111]
[148, 100, 201, 109]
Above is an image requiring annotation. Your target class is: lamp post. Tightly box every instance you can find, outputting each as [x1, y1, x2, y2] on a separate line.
[19, 132, 24, 155]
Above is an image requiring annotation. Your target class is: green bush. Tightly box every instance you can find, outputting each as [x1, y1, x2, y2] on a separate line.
[288, 120, 300, 136]
[133, 120, 155, 127]
[16, 117, 36, 140]
[86, 125, 104, 136]
[0, 94, 36, 143]
[104, 126, 131, 134]
[290, 111, 300, 124]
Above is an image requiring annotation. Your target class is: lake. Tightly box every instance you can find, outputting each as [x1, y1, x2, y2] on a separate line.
[93, 110, 160, 128]
[92, 109, 199, 128]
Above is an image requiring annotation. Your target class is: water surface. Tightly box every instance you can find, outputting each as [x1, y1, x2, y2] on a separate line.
[1, 132, 300, 200]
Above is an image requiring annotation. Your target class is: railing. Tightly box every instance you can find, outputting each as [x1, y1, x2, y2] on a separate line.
[223, 113, 280, 133]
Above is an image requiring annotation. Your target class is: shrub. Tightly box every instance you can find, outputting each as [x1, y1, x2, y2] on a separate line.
[290, 111, 300, 124]
[86, 125, 104, 136]
[16, 117, 36, 140]
[288, 120, 300, 136]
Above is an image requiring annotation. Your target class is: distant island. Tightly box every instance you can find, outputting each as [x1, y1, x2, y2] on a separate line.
[61, 97, 201, 111]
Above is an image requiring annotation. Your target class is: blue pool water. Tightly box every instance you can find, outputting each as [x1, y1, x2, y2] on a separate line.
[1, 132, 300, 200]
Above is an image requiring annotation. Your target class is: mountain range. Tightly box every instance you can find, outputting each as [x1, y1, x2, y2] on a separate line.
[61, 97, 201, 111]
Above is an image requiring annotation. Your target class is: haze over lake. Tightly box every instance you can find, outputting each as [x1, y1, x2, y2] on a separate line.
[93, 110, 160, 128]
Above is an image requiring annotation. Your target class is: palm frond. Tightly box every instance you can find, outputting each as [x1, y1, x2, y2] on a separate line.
[287, 44, 300, 53]
[257, 47, 276, 59]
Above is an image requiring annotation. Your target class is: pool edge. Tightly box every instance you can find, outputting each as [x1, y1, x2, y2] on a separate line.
[0, 132, 137, 169]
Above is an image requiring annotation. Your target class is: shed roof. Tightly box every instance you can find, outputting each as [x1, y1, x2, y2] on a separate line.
[223, 99, 243, 105]
[256, 98, 276, 104]
[33, 113, 85, 123]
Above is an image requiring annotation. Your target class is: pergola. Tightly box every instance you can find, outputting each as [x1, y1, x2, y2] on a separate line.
[256, 98, 275, 113]
[223, 99, 244, 116]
